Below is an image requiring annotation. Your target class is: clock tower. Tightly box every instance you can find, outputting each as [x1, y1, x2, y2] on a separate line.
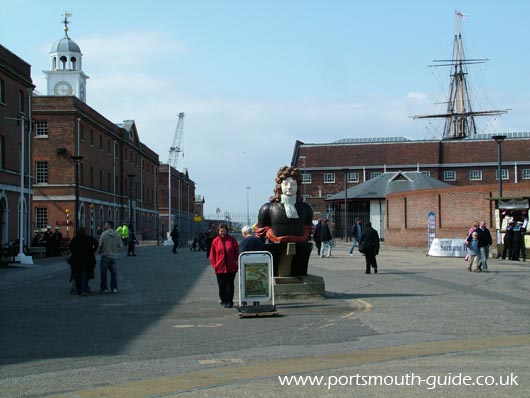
[44, 13, 89, 102]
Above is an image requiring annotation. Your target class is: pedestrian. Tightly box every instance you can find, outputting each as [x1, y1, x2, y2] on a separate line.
[359, 222, 380, 274]
[501, 219, 514, 260]
[313, 219, 322, 256]
[319, 219, 333, 258]
[348, 217, 362, 256]
[44, 225, 53, 257]
[205, 222, 217, 258]
[99, 221, 123, 293]
[69, 227, 99, 295]
[170, 225, 180, 253]
[52, 226, 63, 256]
[240, 225, 265, 252]
[116, 222, 129, 247]
[127, 224, 137, 256]
[466, 231, 480, 272]
[511, 221, 523, 261]
[209, 223, 239, 308]
[467, 220, 492, 272]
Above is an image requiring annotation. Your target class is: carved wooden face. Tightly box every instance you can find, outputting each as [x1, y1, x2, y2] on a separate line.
[281, 177, 298, 197]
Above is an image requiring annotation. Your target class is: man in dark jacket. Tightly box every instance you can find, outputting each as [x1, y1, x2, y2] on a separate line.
[240, 225, 265, 252]
[69, 227, 99, 295]
[359, 222, 380, 274]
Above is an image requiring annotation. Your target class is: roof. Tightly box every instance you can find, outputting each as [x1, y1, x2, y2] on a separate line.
[326, 171, 450, 201]
[51, 36, 81, 53]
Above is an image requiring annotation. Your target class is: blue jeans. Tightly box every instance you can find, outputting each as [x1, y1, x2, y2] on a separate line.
[100, 255, 118, 291]
[479, 246, 489, 270]
[349, 238, 359, 254]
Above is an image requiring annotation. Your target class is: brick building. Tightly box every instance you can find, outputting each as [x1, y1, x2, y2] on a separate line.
[0, 44, 34, 250]
[158, 164, 197, 245]
[32, 96, 160, 240]
[385, 182, 530, 249]
[291, 134, 530, 236]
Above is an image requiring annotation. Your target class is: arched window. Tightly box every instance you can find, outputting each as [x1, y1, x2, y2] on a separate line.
[59, 56, 67, 70]
[70, 57, 77, 70]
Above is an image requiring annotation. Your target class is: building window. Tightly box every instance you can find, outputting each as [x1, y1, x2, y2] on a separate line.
[35, 207, 48, 229]
[0, 79, 5, 104]
[19, 90, 25, 114]
[523, 169, 530, 180]
[443, 170, 456, 181]
[347, 172, 359, 183]
[302, 173, 311, 184]
[90, 130, 94, 146]
[469, 170, 482, 181]
[324, 173, 335, 183]
[421, 171, 431, 176]
[496, 169, 509, 180]
[35, 121, 48, 137]
[99, 135, 103, 150]
[370, 172, 382, 179]
[36, 161, 48, 183]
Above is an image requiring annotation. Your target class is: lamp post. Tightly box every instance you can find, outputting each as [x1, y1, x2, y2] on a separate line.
[127, 174, 135, 228]
[71, 156, 83, 234]
[299, 156, 306, 200]
[246, 186, 251, 226]
[492, 135, 507, 198]
[343, 169, 348, 241]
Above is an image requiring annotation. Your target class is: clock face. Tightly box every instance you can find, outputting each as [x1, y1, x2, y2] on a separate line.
[54, 81, 73, 96]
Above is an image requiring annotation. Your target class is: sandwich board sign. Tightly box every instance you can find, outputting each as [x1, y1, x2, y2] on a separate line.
[238, 251, 277, 317]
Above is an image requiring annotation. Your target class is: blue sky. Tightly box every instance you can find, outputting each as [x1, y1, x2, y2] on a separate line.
[2, 0, 530, 219]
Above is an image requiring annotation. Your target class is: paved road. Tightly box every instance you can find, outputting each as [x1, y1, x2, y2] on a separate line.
[0, 241, 529, 397]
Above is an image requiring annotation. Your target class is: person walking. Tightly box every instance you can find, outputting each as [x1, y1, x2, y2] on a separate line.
[313, 219, 322, 256]
[69, 227, 99, 295]
[127, 224, 137, 256]
[99, 221, 123, 293]
[348, 217, 362, 255]
[467, 231, 480, 272]
[170, 225, 180, 254]
[205, 222, 217, 258]
[209, 223, 239, 308]
[319, 219, 333, 258]
[467, 220, 492, 272]
[240, 225, 264, 252]
[116, 222, 129, 248]
[359, 222, 380, 274]
[501, 219, 514, 260]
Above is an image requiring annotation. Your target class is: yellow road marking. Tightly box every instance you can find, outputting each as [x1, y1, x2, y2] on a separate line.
[48, 334, 530, 398]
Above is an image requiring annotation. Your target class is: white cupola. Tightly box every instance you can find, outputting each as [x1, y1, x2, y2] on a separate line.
[44, 12, 89, 102]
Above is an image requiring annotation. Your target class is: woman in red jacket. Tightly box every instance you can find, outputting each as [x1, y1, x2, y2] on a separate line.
[209, 223, 239, 308]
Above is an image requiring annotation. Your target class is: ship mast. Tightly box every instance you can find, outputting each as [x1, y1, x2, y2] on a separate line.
[413, 11, 508, 140]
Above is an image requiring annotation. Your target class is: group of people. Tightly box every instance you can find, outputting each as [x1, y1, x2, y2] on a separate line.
[32, 226, 64, 257]
[313, 217, 380, 274]
[501, 211, 528, 261]
[465, 220, 493, 272]
[68, 221, 130, 296]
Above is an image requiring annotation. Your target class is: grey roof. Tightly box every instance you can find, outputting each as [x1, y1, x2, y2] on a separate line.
[51, 37, 81, 53]
[326, 171, 450, 201]
[334, 136, 412, 144]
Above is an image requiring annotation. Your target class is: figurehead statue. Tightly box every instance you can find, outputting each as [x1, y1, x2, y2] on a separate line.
[255, 166, 314, 276]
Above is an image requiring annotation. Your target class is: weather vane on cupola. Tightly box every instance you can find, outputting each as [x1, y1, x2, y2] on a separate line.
[62, 11, 73, 37]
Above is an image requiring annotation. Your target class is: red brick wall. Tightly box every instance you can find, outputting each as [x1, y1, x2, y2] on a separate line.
[386, 182, 530, 248]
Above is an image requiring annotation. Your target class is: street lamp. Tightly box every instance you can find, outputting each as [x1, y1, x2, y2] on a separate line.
[343, 169, 348, 241]
[246, 186, 251, 225]
[492, 135, 507, 198]
[71, 155, 83, 234]
[299, 156, 306, 200]
[127, 174, 135, 228]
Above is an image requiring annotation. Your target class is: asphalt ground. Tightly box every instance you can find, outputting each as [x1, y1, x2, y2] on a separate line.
[1, 240, 529, 398]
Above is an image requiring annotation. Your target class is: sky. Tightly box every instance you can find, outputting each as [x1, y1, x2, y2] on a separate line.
[2, 0, 530, 220]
